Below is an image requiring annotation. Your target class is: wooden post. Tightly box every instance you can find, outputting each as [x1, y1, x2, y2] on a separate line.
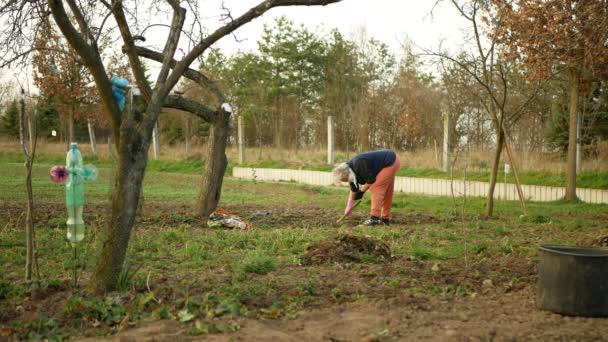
[327, 116, 335, 165]
[442, 113, 451, 172]
[152, 121, 160, 160]
[88, 118, 97, 155]
[434, 139, 439, 168]
[237, 115, 245, 164]
[27, 101, 36, 151]
[183, 114, 190, 156]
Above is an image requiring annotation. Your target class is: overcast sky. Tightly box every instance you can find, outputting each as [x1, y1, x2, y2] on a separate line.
[197, 0, 468, 55]
[1, 0, 470, 91]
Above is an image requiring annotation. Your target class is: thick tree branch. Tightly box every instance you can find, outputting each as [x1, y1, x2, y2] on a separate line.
[157, 6, 186, 87]
[65, 0, 90, 37]
[165, 0, 180, 12]
[131, 46, 226, 103]
[164, 94, 218, 122]
[111, 0, 152, 100]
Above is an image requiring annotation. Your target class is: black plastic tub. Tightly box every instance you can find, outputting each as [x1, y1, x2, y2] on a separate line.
[537, 244, 608, 317]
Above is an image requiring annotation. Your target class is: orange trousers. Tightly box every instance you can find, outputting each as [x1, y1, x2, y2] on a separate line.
[369, 159, 400, 218]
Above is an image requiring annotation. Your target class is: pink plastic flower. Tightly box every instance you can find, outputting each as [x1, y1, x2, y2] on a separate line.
[50, 165, 68, 184]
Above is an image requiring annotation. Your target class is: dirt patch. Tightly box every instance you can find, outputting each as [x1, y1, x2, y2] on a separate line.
[2, 200, 449, 232]
[556, 212, 608, 221]
[85, 286, 608, 342]
[302, 234, 391, 265]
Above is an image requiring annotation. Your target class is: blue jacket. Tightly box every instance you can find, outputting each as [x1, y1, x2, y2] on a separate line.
[347, 149, 396, 191]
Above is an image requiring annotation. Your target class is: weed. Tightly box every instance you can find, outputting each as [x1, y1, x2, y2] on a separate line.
[359, 254, 387, 264]
[330, 287, 344, 299]
[47, 217, 67, 229]
[22, 316, 67, 341]
[213, 298, 247, 317]
[237, 252, 277, 275]
[299, 280, 318, 296]
[499, 240, 514, 254]
[387, 278, 402, 289]
[489, 225, 509, 236]
[473, 242, 489, 254]
[65, 297, 127, 326]
[116, 262, 141, 292]
[521, 214, 552, 224]
[0, 281, 11, 300]
[411, 243, 440, 260]
[152, 305, 174, 320]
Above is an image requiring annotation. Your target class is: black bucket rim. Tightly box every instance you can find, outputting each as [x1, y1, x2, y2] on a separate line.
[539, 244, 608, 257]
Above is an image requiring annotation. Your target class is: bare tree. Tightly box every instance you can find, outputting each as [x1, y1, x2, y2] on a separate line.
[426, 0, 541, 216]
[1, 0, 342, 293]
[18, 88, 38, 281]
[492, 0, 608, 200]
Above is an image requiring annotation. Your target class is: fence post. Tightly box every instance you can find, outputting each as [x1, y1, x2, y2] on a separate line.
[238, 115, 245, 164]
[87, 118, 97, 155]
[443, 112, 451, 172]
[327, 116, 335, 165]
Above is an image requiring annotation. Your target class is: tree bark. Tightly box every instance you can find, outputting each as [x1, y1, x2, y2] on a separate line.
[19, 90, 35, 281]
[485, 127, 504, 217]
[565, 68, 579, 200]
[89, 125, 149, 293]
[197, 111, 230, 219]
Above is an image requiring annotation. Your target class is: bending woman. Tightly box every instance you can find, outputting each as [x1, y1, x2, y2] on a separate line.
[333, 149, 400, 226]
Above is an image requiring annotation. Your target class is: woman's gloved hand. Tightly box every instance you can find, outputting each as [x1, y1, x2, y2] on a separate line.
[354, 190, 364, 201]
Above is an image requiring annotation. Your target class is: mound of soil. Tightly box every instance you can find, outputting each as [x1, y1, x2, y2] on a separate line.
[302, 234, 391, 265]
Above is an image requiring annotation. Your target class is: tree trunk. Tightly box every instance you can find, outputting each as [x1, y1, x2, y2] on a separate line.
[90, 127, 148, 293]
[485, 128, 504, 217]
[197, 112, 230, 219]
[19, 90, 35, 281]
[565, 68, 579, 200]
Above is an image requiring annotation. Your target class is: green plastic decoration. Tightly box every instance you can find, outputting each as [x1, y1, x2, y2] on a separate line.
[66, 143, 86, 245]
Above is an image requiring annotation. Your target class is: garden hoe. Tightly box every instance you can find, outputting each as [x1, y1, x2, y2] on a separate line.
[335, 200, 362, 225]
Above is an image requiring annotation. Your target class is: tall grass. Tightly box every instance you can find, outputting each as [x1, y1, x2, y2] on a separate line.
[2, 138, 607, 188]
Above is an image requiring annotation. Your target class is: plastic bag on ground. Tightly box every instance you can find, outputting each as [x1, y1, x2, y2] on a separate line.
[207, 208, 249, 229]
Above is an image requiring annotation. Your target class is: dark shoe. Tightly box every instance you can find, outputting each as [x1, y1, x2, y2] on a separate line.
[381, 218, 390, 225]
[360, 216, 382, 226]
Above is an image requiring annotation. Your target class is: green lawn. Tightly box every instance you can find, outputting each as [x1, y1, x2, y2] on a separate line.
[1, 153, 607, 340]
[3, 151, 607, 189]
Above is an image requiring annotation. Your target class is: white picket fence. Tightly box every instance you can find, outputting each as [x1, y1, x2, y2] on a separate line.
[232, 167, 608, 204]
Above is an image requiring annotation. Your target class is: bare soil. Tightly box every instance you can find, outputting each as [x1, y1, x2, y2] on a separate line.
[84, 286, 608, 342]
[302, 235, 392, 265]
[3, 202, 608, 341]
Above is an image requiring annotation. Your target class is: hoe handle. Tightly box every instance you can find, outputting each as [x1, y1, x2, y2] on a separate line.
[336, 200, 361, 224]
